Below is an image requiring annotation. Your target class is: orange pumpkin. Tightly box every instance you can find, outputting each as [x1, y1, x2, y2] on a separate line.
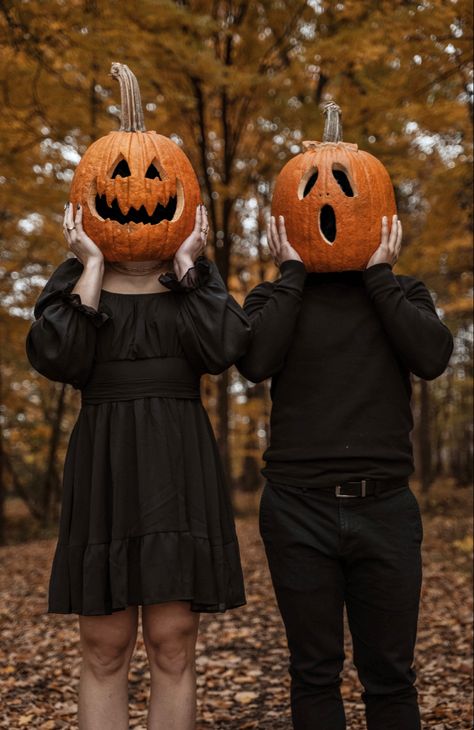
[70, 63, 201, 261]
[271, 102, 397, 272]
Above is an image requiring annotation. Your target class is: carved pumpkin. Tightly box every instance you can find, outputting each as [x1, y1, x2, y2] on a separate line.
[271, 102, 397, 272]
[70, 63, 201, 261]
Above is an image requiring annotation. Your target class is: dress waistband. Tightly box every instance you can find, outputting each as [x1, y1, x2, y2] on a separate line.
[81, 357, 201, 404]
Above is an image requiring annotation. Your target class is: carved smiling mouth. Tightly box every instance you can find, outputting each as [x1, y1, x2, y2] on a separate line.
[95, 193, 177, 225]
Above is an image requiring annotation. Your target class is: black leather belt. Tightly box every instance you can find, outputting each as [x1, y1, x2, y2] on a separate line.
[333, 478, 408, 498]
[268, 477, 410, 496]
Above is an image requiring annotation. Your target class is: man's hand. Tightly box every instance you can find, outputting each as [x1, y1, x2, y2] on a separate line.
[267, 215, 303, 267]
[367, 214, 402, 268]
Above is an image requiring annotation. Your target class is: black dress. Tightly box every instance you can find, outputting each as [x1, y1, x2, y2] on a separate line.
[26, 255, 251, 616]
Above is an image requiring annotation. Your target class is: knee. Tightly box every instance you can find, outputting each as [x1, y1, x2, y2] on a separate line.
[81, 631, 135, 679]
[145, 626, 196, 679]
[356, 658, 417, 696]
[290, 665, 343, 693]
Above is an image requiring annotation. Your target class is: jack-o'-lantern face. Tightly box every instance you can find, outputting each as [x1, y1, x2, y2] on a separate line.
[69, 63, 201, 261]
[272, 103, 397, 272]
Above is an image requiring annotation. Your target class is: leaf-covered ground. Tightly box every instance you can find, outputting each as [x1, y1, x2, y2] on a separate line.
[0, 483, 472, 730]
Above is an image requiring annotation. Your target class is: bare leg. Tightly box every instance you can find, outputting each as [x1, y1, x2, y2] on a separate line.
[142, 602, 200, 730]
[78, 606, 138, 730]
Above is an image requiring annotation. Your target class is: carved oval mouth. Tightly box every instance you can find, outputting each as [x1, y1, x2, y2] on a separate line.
[95, 193, 177, 225]
[319, 204, 336, 245]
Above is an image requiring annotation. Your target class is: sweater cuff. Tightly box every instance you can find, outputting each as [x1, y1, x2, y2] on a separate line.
[363, 263, 399, 299]
[279, 259, 307, 289]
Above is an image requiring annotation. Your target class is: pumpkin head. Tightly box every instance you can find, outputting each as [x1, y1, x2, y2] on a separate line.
[69, 63, 201, 261]
[271, 102, 397, 272]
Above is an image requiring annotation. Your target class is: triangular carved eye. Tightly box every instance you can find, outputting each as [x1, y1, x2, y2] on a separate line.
[332, 166, 354, 196]
[145, 163, 161, 180]
[111, 159, 131, 178]
[302, 169, 318, 197]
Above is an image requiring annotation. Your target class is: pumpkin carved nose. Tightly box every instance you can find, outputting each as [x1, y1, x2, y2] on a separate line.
[319, 204, 336, 244]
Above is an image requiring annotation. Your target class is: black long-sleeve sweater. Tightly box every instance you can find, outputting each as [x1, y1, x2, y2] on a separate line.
[237, 261, 453, 488]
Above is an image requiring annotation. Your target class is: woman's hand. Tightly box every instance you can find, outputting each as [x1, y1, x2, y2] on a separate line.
[174, 204, 208, 281]
[267, 215, 303, 267]
[366, 214, 402, 268]
[63, 203, 104, 267]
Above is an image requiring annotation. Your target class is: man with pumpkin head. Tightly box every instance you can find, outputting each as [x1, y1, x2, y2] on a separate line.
[238, 102, 453, 730]
[26, 64, 251, 730]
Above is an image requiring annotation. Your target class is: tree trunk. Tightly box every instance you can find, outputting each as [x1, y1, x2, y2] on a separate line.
[41, 384, 66, 527]
[215, 205, 232, 482]
[419, 378, 433, 492]
[0, 367, 5, 546]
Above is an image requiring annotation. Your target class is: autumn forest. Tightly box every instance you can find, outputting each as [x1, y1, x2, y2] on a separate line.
[0, 1, 472, 727]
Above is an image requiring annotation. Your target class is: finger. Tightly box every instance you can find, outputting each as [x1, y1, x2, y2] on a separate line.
[66, 202, 75, 230]
[380, 216, 388, 247]
[396, 219, 403, 248]
[62, 204, 71, 242]
[201, 204, 208, 231]
[193, 204, 202, 234]
[266, 221, 275, 256]
[394, 223, 402, 260]
[74, 203, 83, 229]
[388, 214, 398, 252]
[200, 205, 209, 242]
[270, 216, 280, 251]
[62, 202, 70, 229]
[278, 215, 289, 245]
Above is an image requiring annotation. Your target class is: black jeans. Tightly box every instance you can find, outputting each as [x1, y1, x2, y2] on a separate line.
[259, 481, 423, 730]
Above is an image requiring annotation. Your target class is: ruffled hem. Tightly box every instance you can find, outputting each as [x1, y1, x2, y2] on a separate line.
[61, 281, 112, 328]
[159, 256, 212, 292]
[47, 530, 246, 616]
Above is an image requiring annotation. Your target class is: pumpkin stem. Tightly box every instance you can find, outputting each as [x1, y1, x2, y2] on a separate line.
[322, 101, 342, 143]
[110, 62, 146, 132]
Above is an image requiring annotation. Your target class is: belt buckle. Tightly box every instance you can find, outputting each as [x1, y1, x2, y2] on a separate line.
[335, 480, 367, 498]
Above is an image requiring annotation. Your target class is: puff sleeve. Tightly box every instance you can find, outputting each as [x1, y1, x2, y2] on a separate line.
[159, 256, 251, 374]
[25, 258, 111, 389]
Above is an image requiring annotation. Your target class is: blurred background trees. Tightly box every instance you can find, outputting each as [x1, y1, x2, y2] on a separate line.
[0, 0, 472, 543]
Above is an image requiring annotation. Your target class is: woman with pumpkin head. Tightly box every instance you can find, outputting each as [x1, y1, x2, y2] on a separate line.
[237, 103, 453, 730]
[26, 64, 250, 730]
